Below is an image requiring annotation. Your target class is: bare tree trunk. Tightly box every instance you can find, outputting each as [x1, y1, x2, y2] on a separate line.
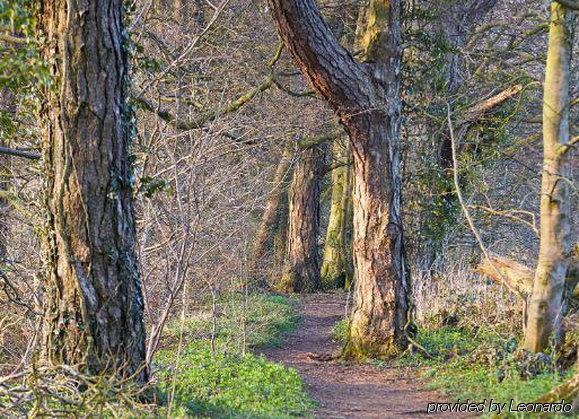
[272, 190, 289, 278]
[251, 146, 294, 281]
[321, 136, 350, 289]
[38, 0, 148, 381]
[268, 0, 410, 358]
[0, 87, 15, 271]
[524, 2, 575, 352]
[278, 145, 324, 293]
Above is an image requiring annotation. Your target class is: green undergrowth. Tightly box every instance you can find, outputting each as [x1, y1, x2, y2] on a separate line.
[330, 318, 350, 343]
[155, 340, 313, 418]
[394, 327, 571, 416]
[164, 293, 300, 350]
[154, 293, 314, 418]
[0, 294, 311, 418]
[331, 318, 572, 417]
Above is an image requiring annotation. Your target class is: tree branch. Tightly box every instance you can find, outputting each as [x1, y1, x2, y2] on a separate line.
[135, 75, 274, 131]
[0, 146, 40, 160]
[0, 33, 27, 45]
[298, 129, 341, 150]
[136, 43, 284, 132]
[267, 0, 374, 114]
[462, 84, 524, 122]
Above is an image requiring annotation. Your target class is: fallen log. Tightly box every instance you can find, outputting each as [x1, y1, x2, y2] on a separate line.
[476, 255, 533, 298]
[533, 371, 578, 411]
[476, 254, 578, 301]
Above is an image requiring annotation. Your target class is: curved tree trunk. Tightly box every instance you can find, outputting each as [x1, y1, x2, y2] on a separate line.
[38, 0, 148, 381]
[278, 145, 324, 293]
[524, 2, 575, 352]
[268, 0, 410, 358]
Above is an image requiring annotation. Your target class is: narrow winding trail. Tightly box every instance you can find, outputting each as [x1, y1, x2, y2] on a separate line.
[262, 293, 454, 418]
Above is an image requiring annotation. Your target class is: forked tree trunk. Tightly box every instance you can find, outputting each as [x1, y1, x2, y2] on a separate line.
[524, 2, 575, 352]
[38, 0, 148, 381]
[279, 145, 324, 292]
[269, 0, 410, 358]
[321, 136, 351, 289]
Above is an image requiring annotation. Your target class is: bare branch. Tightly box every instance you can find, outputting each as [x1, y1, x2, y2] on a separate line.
[135, 75, 274, 131]
[0, 33, 27, 45]
[462, 84, 523, 122]
[0, 146, 40, 160]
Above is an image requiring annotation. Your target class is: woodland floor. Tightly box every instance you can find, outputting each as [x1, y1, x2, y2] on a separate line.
[262, 293, 462, 419]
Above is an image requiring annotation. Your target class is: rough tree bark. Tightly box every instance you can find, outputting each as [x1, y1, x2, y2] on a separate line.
[279, 145, 324, 293]
[38, 0, 148, 381]
[524, 1, 575, 352]
[268, 0, 411, 357]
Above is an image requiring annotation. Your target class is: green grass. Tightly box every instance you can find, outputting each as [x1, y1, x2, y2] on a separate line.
[164, 294, 300, 350]
[156, 340, 313, 418]
[330, 318, 350, 343]
[0, 294, 311, 418]
[154, 293, 314, 418]
[396, 327, 571, 416]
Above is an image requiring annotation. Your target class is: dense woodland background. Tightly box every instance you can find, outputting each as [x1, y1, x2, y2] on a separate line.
[0, 0, 577, 417]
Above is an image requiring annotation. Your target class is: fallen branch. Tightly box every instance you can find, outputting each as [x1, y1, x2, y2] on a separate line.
[476, 255, 533, 297]
[533, 372, 579, 405]
[476, 252, 578, 301]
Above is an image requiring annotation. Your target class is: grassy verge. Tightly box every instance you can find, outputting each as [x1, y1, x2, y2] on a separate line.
[331, 320, 572, 416]
[396, 327, 571, 413]
[154, 293, 314, 418]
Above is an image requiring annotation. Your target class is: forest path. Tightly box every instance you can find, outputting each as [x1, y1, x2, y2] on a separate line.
[261, 293, 456, 419]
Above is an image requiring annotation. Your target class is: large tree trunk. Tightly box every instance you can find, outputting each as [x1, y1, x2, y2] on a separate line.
[321, 136, 351, 289]
[268, 0, 410, 358]
[278, 145, 324, 293]
[524, 2, 575, 352]
[38, 0, 148, 381]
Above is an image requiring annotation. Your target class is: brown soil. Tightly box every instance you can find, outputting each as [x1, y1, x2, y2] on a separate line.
[262, 293, 464, 419]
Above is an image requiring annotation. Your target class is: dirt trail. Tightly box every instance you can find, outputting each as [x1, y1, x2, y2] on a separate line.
[262, 293, 458, 419]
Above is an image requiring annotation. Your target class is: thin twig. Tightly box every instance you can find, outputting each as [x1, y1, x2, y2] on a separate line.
[446, 104, 527, 307]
